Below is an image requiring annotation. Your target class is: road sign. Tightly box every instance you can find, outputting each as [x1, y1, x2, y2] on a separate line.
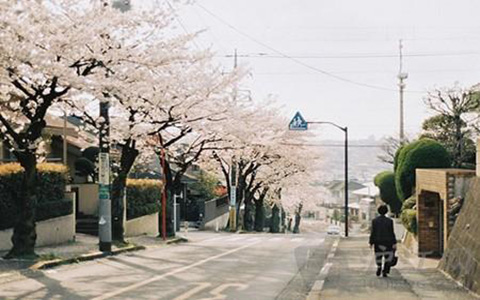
[98, 153, 110, 184]
[289, 112, 308, 130]
[230, 187, 237, 206]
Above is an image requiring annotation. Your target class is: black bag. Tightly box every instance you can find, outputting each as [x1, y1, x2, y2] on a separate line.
[390, 255, 398, 267]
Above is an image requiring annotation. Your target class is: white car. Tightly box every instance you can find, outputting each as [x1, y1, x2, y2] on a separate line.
[327, 225, 341, 235]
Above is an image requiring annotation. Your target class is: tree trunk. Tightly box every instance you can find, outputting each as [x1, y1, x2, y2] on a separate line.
[293, 203, 303, 234]
[111, 141, 139, 242]
[5, 151, 37, 259]
[254, 198, 264, 232]
[270, 204, 280, 233]
[243, 196, 254, 231]
[162, 160, 177, 238]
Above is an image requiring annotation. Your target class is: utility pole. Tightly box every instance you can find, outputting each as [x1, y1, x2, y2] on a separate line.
[398, 39, 408, 143]
[229, 159, 237, 232]
[98, 99, 112, 252]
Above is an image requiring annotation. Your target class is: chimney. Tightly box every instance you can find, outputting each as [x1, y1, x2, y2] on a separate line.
[477, 138, 480, 177]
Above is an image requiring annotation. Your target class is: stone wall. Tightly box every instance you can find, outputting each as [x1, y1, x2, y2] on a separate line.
[439, 177, 480, 295]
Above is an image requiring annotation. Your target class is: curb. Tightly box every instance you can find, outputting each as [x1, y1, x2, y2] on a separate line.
[165, 237, 188, 245]
[30, 245, 146, 270]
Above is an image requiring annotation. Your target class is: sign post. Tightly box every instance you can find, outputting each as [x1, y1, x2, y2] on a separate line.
[288, 112, 349, 237]
[229, 161, 237, 232]
[98, 101, 112, 252]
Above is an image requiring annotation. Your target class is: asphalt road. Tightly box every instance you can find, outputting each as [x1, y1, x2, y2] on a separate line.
[0, 230, 335, 300]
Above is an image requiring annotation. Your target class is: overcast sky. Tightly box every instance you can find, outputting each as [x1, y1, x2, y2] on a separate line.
[143, 0, 480, 140]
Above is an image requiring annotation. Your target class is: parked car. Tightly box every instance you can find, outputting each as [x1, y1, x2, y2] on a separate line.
[327, 225, 341, 235]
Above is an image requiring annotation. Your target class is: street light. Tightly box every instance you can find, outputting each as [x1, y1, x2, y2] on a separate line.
[289, 112, 349, 237]
[308, 121, 349, 237]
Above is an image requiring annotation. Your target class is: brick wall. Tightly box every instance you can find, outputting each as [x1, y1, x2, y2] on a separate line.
[415, 169, 475, 256]
[417, 191, 442, 256]
[440, 177, 480, 295]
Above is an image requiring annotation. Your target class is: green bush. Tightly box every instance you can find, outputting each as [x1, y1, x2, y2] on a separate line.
[126, 179, 162, 220]
[394, 139, 450, 201]
[374, 171, 402, 214]
[401, 208, 417, 234]
[402, 196, 416, 210]
[0, 163, 70, 230]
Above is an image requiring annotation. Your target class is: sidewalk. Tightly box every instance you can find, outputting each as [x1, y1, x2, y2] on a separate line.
[311, 235, 479, 300]
[0, 233, 187, 285]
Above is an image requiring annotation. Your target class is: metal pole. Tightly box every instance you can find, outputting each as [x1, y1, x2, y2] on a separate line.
[173, 194, 177, 234]
[160, 147, 167, 241]
[344, 127, 349, 237]
[229, 161, 237, 232]
[63, 109, 67, 165]
[98, 100, 112, 252]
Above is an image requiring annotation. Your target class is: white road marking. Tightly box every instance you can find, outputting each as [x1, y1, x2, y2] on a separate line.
[270, 237, 284, 242]
[291, 238, 304, 243]
[306, 280, 325, 300]
[320, 263, 332, 275]
[197, 283, 248, 300]
[173, 282, 212, 300]
[91, 240, 261, 300]
[307, 238, 340, 299]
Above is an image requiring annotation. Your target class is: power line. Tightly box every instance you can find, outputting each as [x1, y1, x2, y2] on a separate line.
[195, 3, 426, 94]
[217, 51, 480, 59]
[282, 143, 383, 148]
[165, 0, 203, 51]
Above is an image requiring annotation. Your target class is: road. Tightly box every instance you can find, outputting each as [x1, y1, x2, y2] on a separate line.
[0, 230, 334, 300]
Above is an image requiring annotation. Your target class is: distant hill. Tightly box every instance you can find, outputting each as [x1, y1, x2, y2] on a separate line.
[314, 137, 392, 183]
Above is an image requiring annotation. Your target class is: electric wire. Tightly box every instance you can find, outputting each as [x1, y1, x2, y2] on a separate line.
[195, 3, 426, 94]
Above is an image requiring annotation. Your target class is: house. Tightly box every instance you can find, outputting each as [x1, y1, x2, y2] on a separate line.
[324, 180, 365, 207]
[352, 182, 379, 222]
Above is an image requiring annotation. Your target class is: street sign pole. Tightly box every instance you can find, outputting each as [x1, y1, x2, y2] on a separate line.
[229, 161, 237, 232]
[288, 112, 349, 238]
[98, 100, 112, 252]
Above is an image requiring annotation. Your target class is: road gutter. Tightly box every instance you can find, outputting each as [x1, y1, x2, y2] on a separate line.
[306, 238, 339, 300]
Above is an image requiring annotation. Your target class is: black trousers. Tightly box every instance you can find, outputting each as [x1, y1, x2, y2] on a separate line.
[374, 244, 394, 272]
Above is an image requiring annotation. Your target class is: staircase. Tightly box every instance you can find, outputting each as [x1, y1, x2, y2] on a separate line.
[76, 213, 98, 236]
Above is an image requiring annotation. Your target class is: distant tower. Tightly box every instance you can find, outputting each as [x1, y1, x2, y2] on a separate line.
[398, 40, 408, 143]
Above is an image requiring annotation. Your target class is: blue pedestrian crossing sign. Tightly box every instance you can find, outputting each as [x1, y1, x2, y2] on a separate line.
[289, 112, 308, 130]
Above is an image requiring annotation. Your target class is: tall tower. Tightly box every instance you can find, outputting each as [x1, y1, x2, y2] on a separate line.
[398, 40, 408, 142]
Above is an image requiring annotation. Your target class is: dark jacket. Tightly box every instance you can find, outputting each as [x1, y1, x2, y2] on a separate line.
[369, 215, 396, 246]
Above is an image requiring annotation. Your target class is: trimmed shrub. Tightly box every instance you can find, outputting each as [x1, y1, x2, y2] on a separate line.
[394, 139, 450, 201]
[126, 179, 162, 220]
[402, 196, 416, 210]
[0, 163, 71, 230]
[374, 171, 402, 214]
[401, 208, 417, 234]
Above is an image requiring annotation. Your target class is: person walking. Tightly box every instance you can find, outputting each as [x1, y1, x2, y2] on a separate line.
[369, 205, 397, 277]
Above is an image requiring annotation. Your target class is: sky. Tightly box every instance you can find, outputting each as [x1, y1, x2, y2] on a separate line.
[140, 0, 480, 140]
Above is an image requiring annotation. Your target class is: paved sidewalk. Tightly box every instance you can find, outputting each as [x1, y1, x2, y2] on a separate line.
[313, 235, 479, 300]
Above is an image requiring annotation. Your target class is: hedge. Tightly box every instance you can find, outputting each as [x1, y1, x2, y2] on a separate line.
[0, 163, 71, 230]
[401, 209, 417, 234]
[126, 179, 162, 220]
[374, 171, 402, 214]
[394, 138, 450, 201]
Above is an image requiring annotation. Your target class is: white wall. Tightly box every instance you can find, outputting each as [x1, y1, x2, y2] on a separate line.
[0, 214, 75, 251]
[203, 211, 229, 232]
[71, 183, 98, 216]
[125, 213, 159, 237]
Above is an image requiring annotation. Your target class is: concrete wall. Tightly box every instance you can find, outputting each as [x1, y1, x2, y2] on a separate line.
[125, 213, 159, 237]
[204, 211, 229, 231]
[0, 214, 75, 251]
[202, 196, 229, 231]
[440, 177, 480, 295]
[71, 183, 99, 216]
